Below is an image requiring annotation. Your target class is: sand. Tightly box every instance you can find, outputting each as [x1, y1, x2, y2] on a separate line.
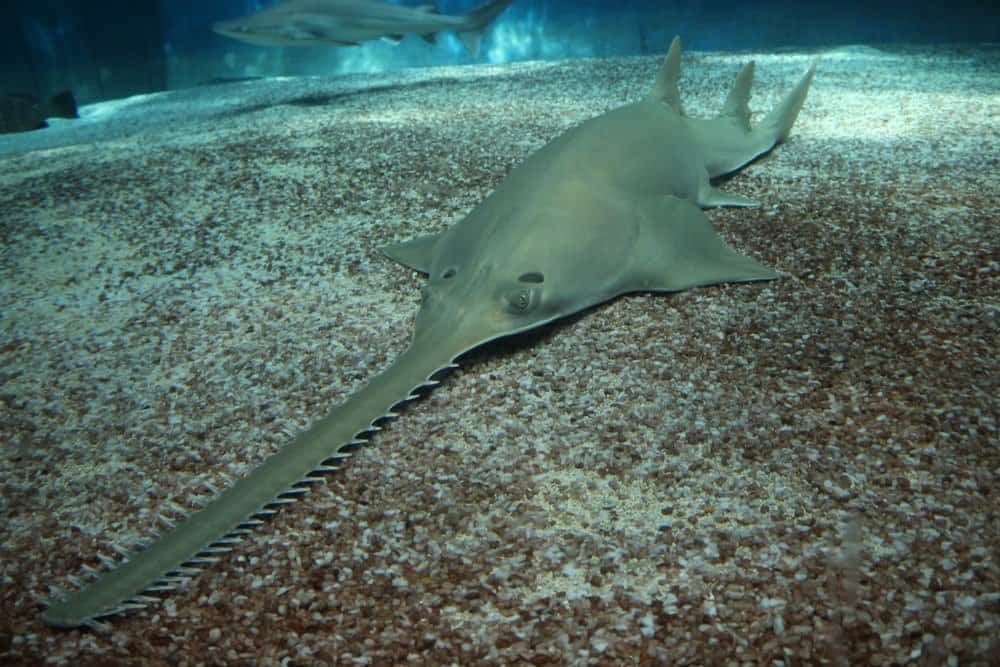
[0, 43, 997, 665]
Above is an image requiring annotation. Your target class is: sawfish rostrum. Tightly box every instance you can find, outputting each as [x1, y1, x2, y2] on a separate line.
[42, 38, 815, 628]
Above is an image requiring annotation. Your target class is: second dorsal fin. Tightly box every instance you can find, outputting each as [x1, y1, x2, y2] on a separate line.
[720, 61, 755, 130]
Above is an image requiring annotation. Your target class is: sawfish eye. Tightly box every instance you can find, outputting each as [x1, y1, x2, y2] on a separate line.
[518, 272, 544, 284]
[441, 267, 457, 279]
[504, 288, 533, 313]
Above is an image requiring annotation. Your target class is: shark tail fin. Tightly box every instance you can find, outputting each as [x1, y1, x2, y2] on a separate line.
[457, 0, 513, 58]
[650, 36, 684, 115]
[46, 90, 79, 120]
[755, 63, 816, 145]
[695, 60, 816, 178]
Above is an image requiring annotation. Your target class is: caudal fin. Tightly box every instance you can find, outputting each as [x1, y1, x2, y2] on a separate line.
[457, 0, 513, 57]
[46, 90, 79, 119]
[649, 37, 817, 184]
[757, 64, 816, 145]
[705, 61, 815, 178]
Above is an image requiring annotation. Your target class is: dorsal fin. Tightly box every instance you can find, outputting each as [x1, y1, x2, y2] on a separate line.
[720, 61, 754, 130]
[650, 36, 683, 114]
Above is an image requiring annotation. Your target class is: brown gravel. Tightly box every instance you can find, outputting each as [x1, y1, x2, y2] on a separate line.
[1, 44, 997, 665]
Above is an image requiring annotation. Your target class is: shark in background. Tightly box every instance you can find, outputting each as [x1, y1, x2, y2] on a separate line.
[0, 90, 78, 135]
[212, 0, 515, 57]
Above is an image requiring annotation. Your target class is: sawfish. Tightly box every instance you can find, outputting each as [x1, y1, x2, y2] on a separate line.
[211, 0, 514, 57]
[42, 38, 815, 628]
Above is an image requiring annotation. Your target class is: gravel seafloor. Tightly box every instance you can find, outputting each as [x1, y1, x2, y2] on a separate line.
[1, 44, 997, 665]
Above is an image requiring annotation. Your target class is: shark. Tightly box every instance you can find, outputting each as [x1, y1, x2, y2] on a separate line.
[42, 38, 815, 629]
[0, 90, 77, 135]
[211, 0, 514, 57]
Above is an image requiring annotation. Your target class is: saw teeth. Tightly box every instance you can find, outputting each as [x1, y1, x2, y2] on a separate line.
[201, 546, 233, 555]
[97, 553, 120, 569]
[144, 584, 175, 593]
[171, 567, 202, 577]
[167, 502, 189, 517]
[187, 556, 221, 565]
[130, 595, 160, 604]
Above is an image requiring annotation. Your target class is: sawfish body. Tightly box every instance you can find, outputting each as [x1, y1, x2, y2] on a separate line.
[42, 38, 815, 628]
[212, 0, 514, 56]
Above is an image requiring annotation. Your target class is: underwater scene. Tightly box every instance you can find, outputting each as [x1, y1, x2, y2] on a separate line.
[1, 0, 998, 664]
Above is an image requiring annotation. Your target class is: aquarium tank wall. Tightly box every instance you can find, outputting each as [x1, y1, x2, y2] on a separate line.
[2, 0, 999, 105]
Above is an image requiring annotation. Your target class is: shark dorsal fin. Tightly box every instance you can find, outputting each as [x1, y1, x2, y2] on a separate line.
[720, 61, 754, 131]
[650, 36, 683, 114]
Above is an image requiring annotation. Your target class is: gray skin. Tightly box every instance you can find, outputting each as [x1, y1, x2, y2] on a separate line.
[42, 38, 815, 629]
[211, 0, 514, 56]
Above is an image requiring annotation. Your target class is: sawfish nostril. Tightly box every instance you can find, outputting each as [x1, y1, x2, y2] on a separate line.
[518, 272, 544, 283]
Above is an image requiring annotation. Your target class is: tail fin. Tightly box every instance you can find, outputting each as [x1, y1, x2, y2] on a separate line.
[700, 59, 816, 178]
[757, 64, 816, 145]
[457, 0, 513, 57]
[46, 90, 79, 119]
[652, 36, 817, 182]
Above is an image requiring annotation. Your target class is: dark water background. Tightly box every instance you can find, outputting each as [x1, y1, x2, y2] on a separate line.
[2, 0, 998, 104]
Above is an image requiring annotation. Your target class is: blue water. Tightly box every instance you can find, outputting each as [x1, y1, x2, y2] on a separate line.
[4, 0, 999, 104]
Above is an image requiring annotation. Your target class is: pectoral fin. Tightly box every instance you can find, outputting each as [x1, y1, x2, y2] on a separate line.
[697, 183, 759, 208]
[381, 232, 445, 274]
[626, 195, 777, 292]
